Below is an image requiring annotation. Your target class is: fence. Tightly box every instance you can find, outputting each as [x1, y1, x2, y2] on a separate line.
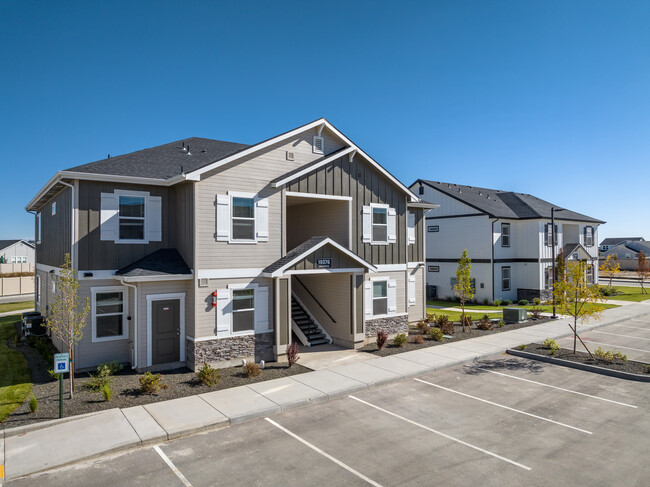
[0, 263, 35, 274]
[0, 276, 34, 296]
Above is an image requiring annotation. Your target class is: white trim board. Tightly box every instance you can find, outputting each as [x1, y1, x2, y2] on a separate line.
[146, 292, 186, 367]
[285, 191, 352, 202]
[197, 268, 265, 279]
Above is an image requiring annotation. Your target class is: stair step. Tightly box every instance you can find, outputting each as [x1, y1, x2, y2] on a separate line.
[309, 338, 330, 346]
[306, 333, 325, 340]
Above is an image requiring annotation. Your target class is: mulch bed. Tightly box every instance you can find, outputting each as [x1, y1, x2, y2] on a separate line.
[517, 343, 650, 375]
[359, 317, 551, 357]
[3, 335, 309, 429]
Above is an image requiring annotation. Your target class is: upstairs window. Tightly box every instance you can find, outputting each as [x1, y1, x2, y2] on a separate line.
[544, 223, 558, 247]
[373, 280, 388, 316]
[584, 226, 594, 247]
[232, 289, 255, 333]
[119, 195, 145, 240]
[501, 223, 510, 247]
[232, 197, 255, 241]
[372, 207, 388, 243]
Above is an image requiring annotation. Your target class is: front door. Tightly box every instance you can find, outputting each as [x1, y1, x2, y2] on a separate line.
[152, 299, 180, 365]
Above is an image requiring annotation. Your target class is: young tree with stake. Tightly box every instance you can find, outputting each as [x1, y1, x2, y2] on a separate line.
[453, 249, 473, 332]
[599, 254, 620, 288]
[46, 253, 90, 397]
[637, 251, 649, 294]
[553, 260, 605, 356]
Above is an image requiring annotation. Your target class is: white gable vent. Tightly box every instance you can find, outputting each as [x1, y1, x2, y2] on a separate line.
[286, 151, 294, 161]
[312, 136, 324, 154]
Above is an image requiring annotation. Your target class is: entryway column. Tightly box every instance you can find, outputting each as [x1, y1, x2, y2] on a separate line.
[274, 276, 291, 358]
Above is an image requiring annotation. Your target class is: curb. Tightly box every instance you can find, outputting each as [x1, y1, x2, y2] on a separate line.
[506, 349, 650, 382]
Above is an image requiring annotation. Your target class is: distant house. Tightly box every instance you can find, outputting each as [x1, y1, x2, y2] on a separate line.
[409, 180, 604, 303]
[600, 237, 644, 252]
[601, 241, 650, 270]
[0, 240, 35, 264]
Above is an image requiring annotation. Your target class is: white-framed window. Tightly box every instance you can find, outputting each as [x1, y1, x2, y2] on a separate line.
[502, 266, 511, 291]
[232, 289, 255, 334]
[428, 225, 439, 232]
[10, 256, 27, 263]
[91, 286, 128, 342]
[586, 265, 594, 284]
[118, 194, 146, 241]
[231, 196, 255, 242]
[312, 136, 324, 154]
[544, 224, 558, 247]
[372, 206, 388, 243]
[407, 211, 416, 245]
[625, 253, 631, 259]
[501, 223, 510, 247]
[545, 267, 552, 289]
[100, 190, 162, 244]
[572, 252, 579, 260]
[584, 226, 594, 247]
[36, 212, 41, 244]
[428, 265, 440, 272]
[362, 204, 396, 245]
[372, 280, 388, 316]
[52, 202, 56, 216]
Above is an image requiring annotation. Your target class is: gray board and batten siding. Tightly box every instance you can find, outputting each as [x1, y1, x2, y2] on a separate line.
[35, 187, 72, 268]
[408, 208, 425, 263]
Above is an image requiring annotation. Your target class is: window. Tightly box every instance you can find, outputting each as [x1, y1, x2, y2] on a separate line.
[36, 213, 41, 244]
[372, 207, 388, 243]
[428, 265, 440, 272]
[52, 278, 56, 294]
[544, 224, 558, 246]
[428, 225, 439, 232]
[52, 202, 56, 215]
[372, 280, 388, 316]
[232, 289, 255, 333]
[232, 197, 255, 241]
[93, 289, 128, 341]
[11, 256, 27, 263]
[586, 265, 594, 284]
[625, 253, 631, 259]
[418, 185, 424, 195]
[118, 195, 145, 240]
[502, 266, 511, 291]
[584, 226, 594, 247]
[545, 267, 553, 289]
[501, 223, 510, 247]
[312, 136, 324, 154]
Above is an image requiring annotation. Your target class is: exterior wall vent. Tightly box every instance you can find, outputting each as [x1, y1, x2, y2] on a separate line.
[286, 151, 294, 161]
[198, 278, 208, 288]
[312, 136, 324, 154]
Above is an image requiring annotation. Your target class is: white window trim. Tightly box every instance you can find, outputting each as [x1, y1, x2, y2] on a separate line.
[228, 191, 257, 244]
[226, 282, 262, 336]
[114, 189, 150, 244]
[369, 276, 390, 318]
[501, 223, 510, 247]
[146, 292, 186, 366]
[502, 266, 511, 291]
[312, 135, 324, 154]
[370, 203, 390, 246]
[52, 202, 56, 216]
[91, 285, 129, 343]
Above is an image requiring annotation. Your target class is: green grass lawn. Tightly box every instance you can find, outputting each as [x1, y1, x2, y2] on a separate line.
[0, 315, 32, 422]
[0, 301, 34, 314]
[426, 302, 619, 322]
[605, 286, 650, 302]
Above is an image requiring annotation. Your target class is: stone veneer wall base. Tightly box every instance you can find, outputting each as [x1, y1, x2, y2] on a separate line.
[364, 315, 409, 338]
[186, 332, 274, 370]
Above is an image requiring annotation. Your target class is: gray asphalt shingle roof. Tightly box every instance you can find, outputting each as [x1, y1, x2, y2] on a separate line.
[600, 237, 644, 246]
[115, 249, 191, 277]
[263, 236, 328, 274]
[66, 137, 250, 180]
[418, 180, 604, 223]
[0, 240, 33, 251]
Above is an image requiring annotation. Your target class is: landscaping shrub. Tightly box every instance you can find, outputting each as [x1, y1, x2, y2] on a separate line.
[502, 299, 512, 306]
[476, 314, 493, 330]
[436, 315, 454, 335]
[27, 335, 54, 364]
[493, 299, 501, 307]
[376, 330, 388, 350]
[28, 395, 38, 413]
[196, 363, 221, 386]
[98, 360, 123, 376]
[244, 361, 261, 378]
[594, 346, 628, 362]
[428, 327, 444, 341]
[529, 307, 544, 320]
[497, 320, 504, 328]
[85, 361, 121, 392]
[460, 314, 473, 329]
[483, 298, 490, 306]
[416, 320, 430, 335]
[287, 341, 300, 367]
[425, 313, 436, 323]
[393, 333, 407, 347]
[101, 382, 112, 401]
[518, 299, 529, 306]
[412, 334, 425, 344]
[139, 372, 168, 394]
[533, 298, 541, 306]
[599, 286, 618, 297]
[542, 338, 560, 351]
[516, 344, 527, 350]
[47, 368, 58, 381]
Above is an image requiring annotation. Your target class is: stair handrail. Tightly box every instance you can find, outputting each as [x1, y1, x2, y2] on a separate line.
[293, 276, 337, 323]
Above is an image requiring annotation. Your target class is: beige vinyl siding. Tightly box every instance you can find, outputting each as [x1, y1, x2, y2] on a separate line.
[36, 187, 72, 268]
[286, 199, 349, 249]
[193, 276, 273, 339]
[408, 266, 425, 322]
[195, 129, 344, 270]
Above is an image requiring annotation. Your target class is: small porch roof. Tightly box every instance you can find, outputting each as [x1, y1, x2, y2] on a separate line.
[563, 243, 596, 262]
[262, 237, 376, 277]
[114, 248, 193, 282]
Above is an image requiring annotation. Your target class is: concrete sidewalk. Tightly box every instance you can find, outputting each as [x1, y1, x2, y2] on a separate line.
[2, 300, 648, 481]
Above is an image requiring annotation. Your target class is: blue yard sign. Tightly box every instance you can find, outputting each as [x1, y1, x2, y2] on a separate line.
[54, 353, 69, 373]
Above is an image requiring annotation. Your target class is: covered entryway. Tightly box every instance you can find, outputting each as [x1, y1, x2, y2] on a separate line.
[146, 293, 186, 367]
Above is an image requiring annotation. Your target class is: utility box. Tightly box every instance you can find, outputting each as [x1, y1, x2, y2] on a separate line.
[503, 307, 527, 323]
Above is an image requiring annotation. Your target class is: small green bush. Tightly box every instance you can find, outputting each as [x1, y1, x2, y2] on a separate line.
[516, 344, 527, 350]
[196, 363, 221, 386]
[518, 299, 529, 306]
[533, 298, 541, 306]
[483, 298, 490, 306]
[27, 336, 54, 364]
[139, 371, 168, 394]
[101, 382, 112, 401]
[436, 315, 454, 335]
[48, 368, 59, 381]
[476, 314, 493, 330]
[393, 333, 407, 347]
[502, 299, 513, 306]
[244, 361, 261, 378]
[599, 286, 618, 297]
[497, 320, 504, 328]
[28, 394, 38, 413]
[529, 307, 544, 320]
[425, 313, 436, 323]
[98, 361, 123, 376]
[493, 299, 501, 307]
[428, 327, 444, 341]
[594, 346, 628, 362]
[542, 338, 561, 351]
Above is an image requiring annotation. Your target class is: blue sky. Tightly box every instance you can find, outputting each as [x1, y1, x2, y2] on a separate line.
[1, 0, 648, 241]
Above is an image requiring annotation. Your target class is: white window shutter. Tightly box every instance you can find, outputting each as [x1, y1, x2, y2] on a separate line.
[387, 279, 397, 314]
[364, 281, 372, 316]
[146, 195, 162, 242]
[256, 197, 269, 242]
[362, 206, 372, 243]
[408, 276, 416, 306]
[407, 212, 416, 245]
[387, 208, 397, 243]
[216, 289, 231, 336]
[255, 286, 270, 332]
[100, 193, 119, 241]
[216, 195, 230, 241]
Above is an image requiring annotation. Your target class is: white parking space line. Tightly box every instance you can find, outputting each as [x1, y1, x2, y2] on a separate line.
[265, 417, 384, 487]
[466, 366, 637, 408]
[611, 324, 650, 332]
[592, 330, 650, 341]
[414, 378, 592, 435]
[153, 445, 193, 487]
[570, 338, 650, 353]
[348, 395, 532, 471]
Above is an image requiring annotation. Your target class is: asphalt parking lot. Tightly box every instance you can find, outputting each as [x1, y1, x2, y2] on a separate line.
[9, 350, 649, 487]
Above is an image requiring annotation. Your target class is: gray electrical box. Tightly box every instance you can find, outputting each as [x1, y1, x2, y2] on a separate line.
[503, 307, 527, 323]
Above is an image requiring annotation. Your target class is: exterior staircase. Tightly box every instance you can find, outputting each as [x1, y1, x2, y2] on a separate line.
[291, 296, 332, 347]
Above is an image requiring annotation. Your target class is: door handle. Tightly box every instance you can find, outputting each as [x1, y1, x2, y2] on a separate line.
[176, 330, 180, 336]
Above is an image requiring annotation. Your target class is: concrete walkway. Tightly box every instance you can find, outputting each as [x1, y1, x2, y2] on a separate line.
[0, 309, 33, 318]
[2, 301, 648, 481]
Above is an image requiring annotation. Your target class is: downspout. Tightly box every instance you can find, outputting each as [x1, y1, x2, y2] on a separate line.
[119, 278, 138, 369]
[491, 218, 499, 303]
